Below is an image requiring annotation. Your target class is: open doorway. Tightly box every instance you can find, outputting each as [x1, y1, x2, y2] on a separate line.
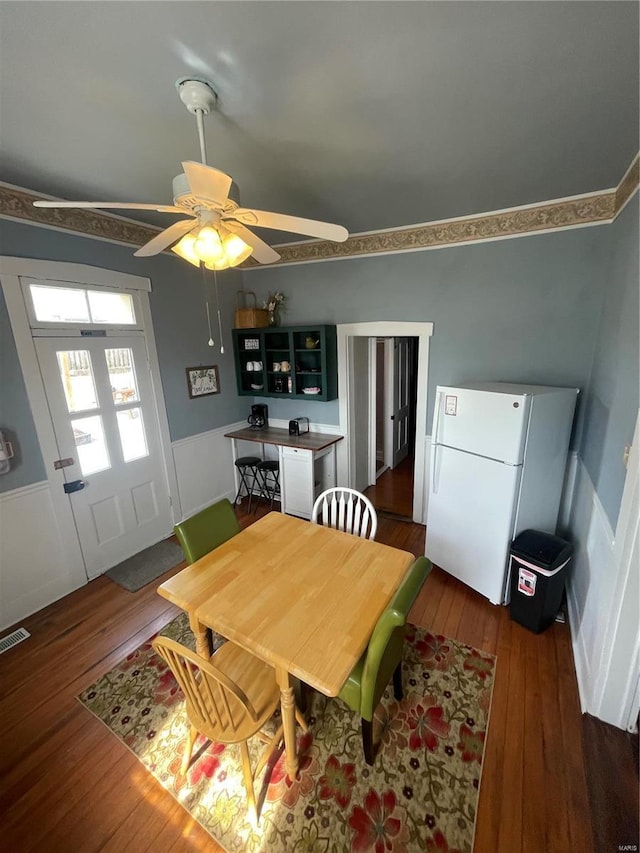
[336, 322, 434, 526]
[362, 337, 418, 520]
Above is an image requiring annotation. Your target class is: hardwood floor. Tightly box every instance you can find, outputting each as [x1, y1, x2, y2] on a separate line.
[363, 454, 414, 519]
[582, 714, 639, 853]
[0, 502, 607, 852]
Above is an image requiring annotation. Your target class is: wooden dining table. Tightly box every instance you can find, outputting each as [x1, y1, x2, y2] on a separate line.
[157, 511, 415, 781]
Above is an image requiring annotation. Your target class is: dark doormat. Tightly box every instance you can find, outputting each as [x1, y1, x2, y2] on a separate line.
[105, 539, 184, 592]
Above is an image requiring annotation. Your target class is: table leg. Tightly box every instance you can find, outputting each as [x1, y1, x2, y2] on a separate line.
[189, 612, 212, 659]
[276, 666, 299, 781]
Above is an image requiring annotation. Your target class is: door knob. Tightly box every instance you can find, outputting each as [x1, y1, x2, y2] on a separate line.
[63, 479, 86, 494]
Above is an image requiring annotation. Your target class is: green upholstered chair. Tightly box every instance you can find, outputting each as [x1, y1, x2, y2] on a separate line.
[174, 498, 241, 565]
[339, 556, 432, 765]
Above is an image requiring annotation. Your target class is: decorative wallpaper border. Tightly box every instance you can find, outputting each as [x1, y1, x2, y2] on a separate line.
[1, 152, 637, 267]
[270, 191, 617, 267]
[614, 154, 639, 217]
[0, 185, 158, 247]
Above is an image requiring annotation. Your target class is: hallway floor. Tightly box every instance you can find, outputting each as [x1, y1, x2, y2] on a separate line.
[363, 454, 415, 519]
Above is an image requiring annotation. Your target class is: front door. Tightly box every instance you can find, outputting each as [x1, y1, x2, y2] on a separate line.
[35, 335, 172, 578]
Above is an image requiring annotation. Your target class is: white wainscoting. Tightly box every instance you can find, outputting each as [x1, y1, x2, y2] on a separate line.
[171, 422, 244, 521]
[566, 456, 616, 714]
[0, 481, 85, 631]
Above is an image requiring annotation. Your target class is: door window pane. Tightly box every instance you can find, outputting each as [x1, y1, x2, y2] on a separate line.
[31, 285, 90, 323]
[116, 408, 148, 462]
[73, 415, 110, 475]
[105, 348, 139, 404]
[88, 291, 136, 324]
[56, 350, 98, 413]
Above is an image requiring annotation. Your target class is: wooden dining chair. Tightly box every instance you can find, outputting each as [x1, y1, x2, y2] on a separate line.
[153, 636, 307, 820]
[338, 556, 432, 764]
[174, 498, 240, 564]
[311, 487, 378, 540]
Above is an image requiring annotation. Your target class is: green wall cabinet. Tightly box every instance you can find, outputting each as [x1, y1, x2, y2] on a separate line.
[232, 325, 338, 401]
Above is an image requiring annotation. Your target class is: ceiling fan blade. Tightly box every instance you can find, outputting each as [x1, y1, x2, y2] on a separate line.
[134, 219, 197, 257]
[33, 201, 193, 214]
[182, 161, 232, 205]
[229, 208, 348, 242]
[223, 222, 281, 264]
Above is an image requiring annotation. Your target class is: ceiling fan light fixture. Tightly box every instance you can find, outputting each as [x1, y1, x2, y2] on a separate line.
[220, 230, 253, 266]
[171, 224, 253, 269]
[194, 225, 225, 264]
[204, 256, 231, 271]
[171, 232, 201, 266]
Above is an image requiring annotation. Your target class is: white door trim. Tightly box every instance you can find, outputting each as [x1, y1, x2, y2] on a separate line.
[383, 338, 394, 470]
[367, 337, 377, 486]
[0, 257, 181, 583]
[337, 321, 434, 524]
[591, 410, 640, 731]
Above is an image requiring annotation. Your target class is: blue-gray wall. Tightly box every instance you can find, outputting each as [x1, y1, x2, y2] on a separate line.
[247, 226, 610, 437]
[0, 219, 248, 492]
[579, 198, 639, 527]
[2, 207, 637, 531]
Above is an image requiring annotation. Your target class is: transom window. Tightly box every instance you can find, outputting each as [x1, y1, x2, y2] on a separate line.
[27, 282, 137, 327]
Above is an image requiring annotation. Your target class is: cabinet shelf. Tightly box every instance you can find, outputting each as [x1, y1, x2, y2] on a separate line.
[232, 325, 337, 401]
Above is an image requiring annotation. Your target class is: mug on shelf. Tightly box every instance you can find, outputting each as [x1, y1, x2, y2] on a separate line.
[272, 362, 281, 372]
[280, 361, 290, 372]
[252, 361, 263, 371]
[246, 362, 254, 371]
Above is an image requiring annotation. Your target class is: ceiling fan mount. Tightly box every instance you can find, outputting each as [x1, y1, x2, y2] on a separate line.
[33, 77, 349, 268]
[175, 77, 217, 116]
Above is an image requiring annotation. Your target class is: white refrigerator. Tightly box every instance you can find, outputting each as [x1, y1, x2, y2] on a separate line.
[426, 382, 578, 605]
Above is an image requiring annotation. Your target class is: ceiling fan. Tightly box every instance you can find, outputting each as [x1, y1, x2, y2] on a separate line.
[33, 78, 349, 269]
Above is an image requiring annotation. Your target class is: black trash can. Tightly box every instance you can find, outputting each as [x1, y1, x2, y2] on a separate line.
[509, 529, 573, 633]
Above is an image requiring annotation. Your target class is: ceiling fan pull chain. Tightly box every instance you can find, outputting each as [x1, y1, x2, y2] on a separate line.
[205, 301, 214, 348]
[195, 109, 208, 165]
[201, 262, 214, 347]
[214, 269, 224, 354]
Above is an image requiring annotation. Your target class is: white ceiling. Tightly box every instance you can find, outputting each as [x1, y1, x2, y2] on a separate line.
[1, 1, 638, 241]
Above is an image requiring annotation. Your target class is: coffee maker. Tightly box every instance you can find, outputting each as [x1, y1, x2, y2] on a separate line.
[248, 404, 268, 430]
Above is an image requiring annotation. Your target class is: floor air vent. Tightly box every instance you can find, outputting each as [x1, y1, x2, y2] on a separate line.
[0, 627, 30, 654]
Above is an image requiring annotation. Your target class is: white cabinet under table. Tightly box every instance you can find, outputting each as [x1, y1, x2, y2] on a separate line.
[224, 427, 344, 519]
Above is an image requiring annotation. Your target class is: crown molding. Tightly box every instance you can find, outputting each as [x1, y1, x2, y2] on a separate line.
[1, 152, 638, 267]
[614, 153, 639, 219]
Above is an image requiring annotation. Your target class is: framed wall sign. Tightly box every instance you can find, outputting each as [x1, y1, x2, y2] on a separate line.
[186, 365, 220, 398]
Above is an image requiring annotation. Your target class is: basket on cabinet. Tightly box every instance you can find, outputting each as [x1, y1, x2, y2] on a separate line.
[234, 290, 269, 329]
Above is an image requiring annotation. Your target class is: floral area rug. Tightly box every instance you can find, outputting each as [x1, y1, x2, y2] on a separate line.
[78, 614, 495, 853]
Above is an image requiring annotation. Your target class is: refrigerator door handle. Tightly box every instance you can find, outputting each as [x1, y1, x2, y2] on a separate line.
[431, 442, 440, 494]
[433, 390, 443, 445]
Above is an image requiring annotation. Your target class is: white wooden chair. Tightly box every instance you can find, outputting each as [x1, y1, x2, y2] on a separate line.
[311, 487, 378, 540]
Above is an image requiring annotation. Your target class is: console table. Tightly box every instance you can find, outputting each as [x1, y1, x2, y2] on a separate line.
[224, 426, 344, 519]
